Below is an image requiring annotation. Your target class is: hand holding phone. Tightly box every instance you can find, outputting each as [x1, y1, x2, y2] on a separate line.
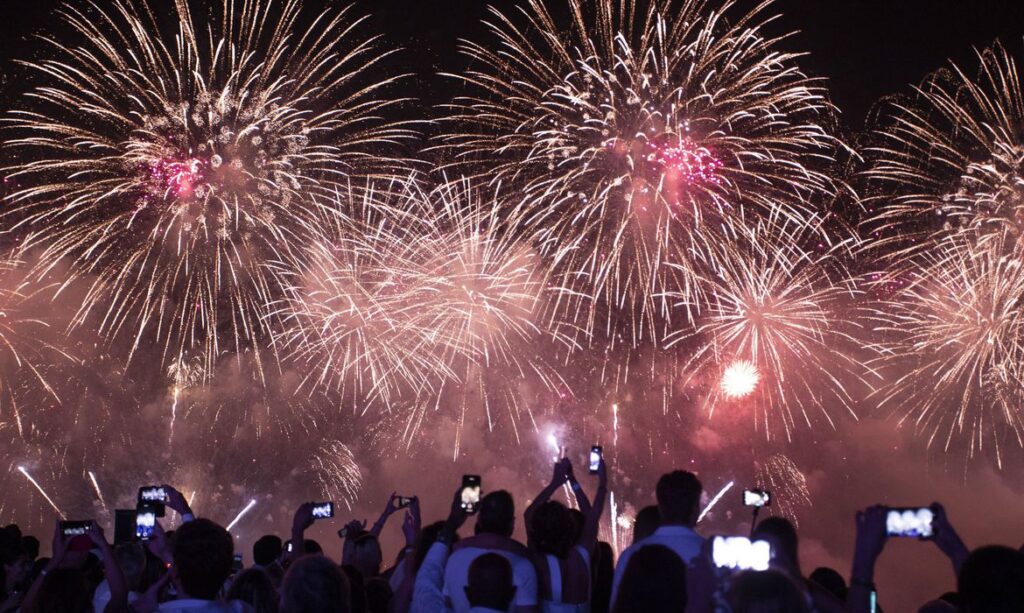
[460, 475, 482, 514]
[59, 520, 93, 537]
[136, 505, 158, 541]
[138, 486, 167, 517]
[743, 489, 771, 508]
[311, 502, 334, 520]
[589, 446, 603, 474]
[396, 496, 415, 509]
[885, 507, 934, 539]
[712, 536, 771, 571]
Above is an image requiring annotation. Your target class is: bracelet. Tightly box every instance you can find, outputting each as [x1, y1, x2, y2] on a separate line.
[571, 482, 582, 492]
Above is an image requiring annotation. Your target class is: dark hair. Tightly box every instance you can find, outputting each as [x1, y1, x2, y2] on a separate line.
[21, 536, 40, 561]
[612, 545, 687, 613]
[465, 552, 516, 611]
[633, 506, 661, 544]
[253, 535, 283, 567]
[753, 516, 799, 570]
[349, 534, 383, 577]
[477, 490, 515, 536]
[726, 569, 810, 613]
[808, 567, 847, 602]
[281, 555, 351, 613]
[365, 577, 393, 613]
[30, 568, 91, 613]
[567, 508, 585, 546]
[958, 545, 1024, 613]
[341, 565, 366, 613]
[413, 522, 457, 571]
[591, 541, 615, 613]
[227, 568, 279, 613]
[304, 539, 324, 555]
[655, 471, 702, 525]
[530, 501, 575, 558]
[172, 518, 234, 600]
[113, 542, 148, 592]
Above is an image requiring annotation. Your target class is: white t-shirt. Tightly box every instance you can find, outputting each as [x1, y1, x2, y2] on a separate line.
[443, 546, 538, 612]
[157, 598, 253, 612]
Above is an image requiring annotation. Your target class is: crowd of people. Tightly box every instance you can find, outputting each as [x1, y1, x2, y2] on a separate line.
[1, 455, 1022, 612]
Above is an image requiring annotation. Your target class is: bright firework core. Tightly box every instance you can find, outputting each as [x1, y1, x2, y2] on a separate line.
[721, 360, 760, 399]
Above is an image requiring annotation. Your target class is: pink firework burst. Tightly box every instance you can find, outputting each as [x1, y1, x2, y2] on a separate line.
[648, 139, 723, 185]
[150, 158, 204, 198]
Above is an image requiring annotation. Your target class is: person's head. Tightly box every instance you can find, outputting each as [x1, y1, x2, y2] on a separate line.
[280, 555, 351, 613]
[809, 567, 847, 602]
[172, 518, 234, 600]
[726, 569, 810, 613]
[364, 577, 392, 613]
[958, 545, 1024, 613]
[1, 540, 29, 589]
[476, 490, 516, 537]
[21, 536, 40, 561]
[655, 471, 702, 526]
[114, 542, 148, 592]
[349, 534, 383, 578]
[227, 567, 279, 613]
[611, 545, 687, 613]
[31, 567, 92, 613]
[753, 516, 800, 574]
[413, 522, 456, 571]
[529, 501, 575, 558]
[464, 553, 517, 611]
[253, 535, 283, 567]
[303, 539, 324, 556]
[633, 505, 661, 543]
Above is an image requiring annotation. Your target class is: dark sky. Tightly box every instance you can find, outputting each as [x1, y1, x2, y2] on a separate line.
[2, 0, 1023, 127]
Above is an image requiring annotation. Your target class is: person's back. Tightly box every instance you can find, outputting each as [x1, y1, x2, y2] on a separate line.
[753, 517, 842, 613]
[280, 555, 351, 613]
[726, 569, 810, 613]
[611, 471, 704, 602]
[529, 501, 589, 613]
[443, 490, 538, 612]
[958, 545, 1024, 613]
[610, 545, 686, 613]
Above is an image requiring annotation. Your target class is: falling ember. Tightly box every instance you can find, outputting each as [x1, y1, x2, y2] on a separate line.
[225, 498, 257, 532]
[18, 466, 65, 519]
[721, 360, 760, 399]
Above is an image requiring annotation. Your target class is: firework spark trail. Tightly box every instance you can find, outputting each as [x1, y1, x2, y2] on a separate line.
[612, 403, 619, 450]
[18, 466, 64, 519]
[4, 0, 415, 379]
[610, 491, 619, 557]
[225, 498, 257, 532]
[864, 42, 1024, 264]
[698, 480, 734, 523]
[668, 226, 865, 439]
[87, 470, 107, 511]
[753, 454, 811, 523]
[870, 237, 1024, 466]
[438, 0, 845, 348]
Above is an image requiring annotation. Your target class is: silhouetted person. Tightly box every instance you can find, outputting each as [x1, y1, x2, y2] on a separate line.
[958, 545, 1024, 613]
[611, 471, 703, 601]
[464, 553, 517, 612]
[753, 516, 843, 612]
[226, 568, 279, 613]
[809, 567, 847, 603]
[281, 555, 351, 613]
[610, 545, 686, 613]
[727, 569, 810, 613]
[631, 506, 660, 545]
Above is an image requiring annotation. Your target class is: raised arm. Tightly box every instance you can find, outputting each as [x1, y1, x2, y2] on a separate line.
[565, 460, 591, 517]
[89, 523, 129, 613]
[579, 458, 608, 553]
[930, 502, 969, 578]
[370, 492, 402, 538]
[288, 502, 316, 563]
[525, 458, 570, 542]
[847, 505, 888, 613]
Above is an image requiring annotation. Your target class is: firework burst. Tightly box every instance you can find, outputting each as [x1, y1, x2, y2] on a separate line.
[870, 237, 1024, 467]
[439, 0, 843, 346]
[864, 42, 1024, 261]
[3, 0, 414, 379]
[668, 227, 864, 439]
[753, 453, 811, 524]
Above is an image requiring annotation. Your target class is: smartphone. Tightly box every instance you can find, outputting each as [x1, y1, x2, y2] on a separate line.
[311, 502, 334, 519]
[589, 446, 602, 474]
[286, 540, 294, 553]
[742, 489, 771, 508]
[460, 475, 482, 514]
[136, 505, 157, 541]
[396, 496, 415, 509]
[60, 520, 92, 537]
[885, 507, 934, 538]
[138, 486, 167, 517]
[337, 527, 349, 539]
[712, 536, 771, 571]
[232, 554, 243, 572]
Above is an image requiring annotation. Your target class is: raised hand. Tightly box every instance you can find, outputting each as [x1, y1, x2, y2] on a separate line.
[162, 484, 193, 517]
